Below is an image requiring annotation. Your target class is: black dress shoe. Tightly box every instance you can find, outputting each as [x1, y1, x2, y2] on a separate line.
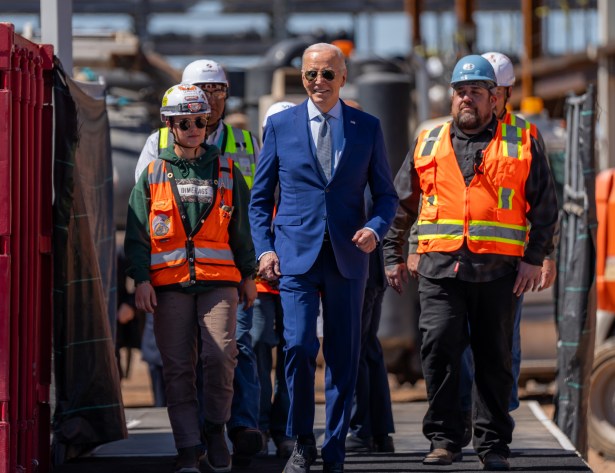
[345, 433, 372, 452]
[283, 439, 318, 473]
[481, 452, 510, 471]
[323, 462, 344, 473]
[373, 434, 395, 453]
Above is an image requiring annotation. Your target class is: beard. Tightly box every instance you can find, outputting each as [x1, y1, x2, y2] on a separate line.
[454, 106, 491, 132]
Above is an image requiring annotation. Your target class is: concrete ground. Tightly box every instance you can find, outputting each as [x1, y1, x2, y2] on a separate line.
[74, 349, 612, 473]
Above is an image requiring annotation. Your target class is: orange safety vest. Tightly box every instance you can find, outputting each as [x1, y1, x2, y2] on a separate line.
[255, 277, 279, 294]
[147, 157, 242, 287]
[414, 121, 532, 256]
[503, 112, 538, 140]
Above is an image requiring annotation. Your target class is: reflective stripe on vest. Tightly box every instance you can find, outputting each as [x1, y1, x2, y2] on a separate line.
[147, 156, 241, 286]
[414, 121, 531, 256]
[159, 124, 256, 189]
[222, 123, 256, 189]
[504, 112, 538, 140]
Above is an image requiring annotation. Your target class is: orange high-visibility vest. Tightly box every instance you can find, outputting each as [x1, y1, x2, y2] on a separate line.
[503, 112, 538, 140]
[255, 278, 279, 294]
[147, 157, 241, 287]
[414, 121, 532, 256]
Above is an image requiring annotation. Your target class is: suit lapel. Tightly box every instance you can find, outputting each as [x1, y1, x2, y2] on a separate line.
[332, 103, 358, 180]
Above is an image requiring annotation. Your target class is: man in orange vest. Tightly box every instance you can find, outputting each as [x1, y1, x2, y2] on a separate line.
[383, 55, 558, 471]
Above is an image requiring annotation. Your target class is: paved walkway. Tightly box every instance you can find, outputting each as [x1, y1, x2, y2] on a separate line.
[51, 401, 591, 472]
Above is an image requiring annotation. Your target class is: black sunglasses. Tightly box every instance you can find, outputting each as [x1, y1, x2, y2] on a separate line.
[303, 69, 336, 82]
[175, 117, 207, 131]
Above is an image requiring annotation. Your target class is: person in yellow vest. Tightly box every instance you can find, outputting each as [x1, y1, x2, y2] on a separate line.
[134, 59, 265, 467]
[383, 55, 558, 471]
[126, 84, 257, 473]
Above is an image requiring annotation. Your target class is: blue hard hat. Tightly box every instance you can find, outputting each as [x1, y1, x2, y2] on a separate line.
[450, 55, 497, 88]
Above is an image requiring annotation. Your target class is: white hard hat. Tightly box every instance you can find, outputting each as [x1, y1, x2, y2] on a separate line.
[182, 59, 228, 86]
[262, 101, 296, 128]
[481, 52, 515, 87]
[160, 84, 211, 122]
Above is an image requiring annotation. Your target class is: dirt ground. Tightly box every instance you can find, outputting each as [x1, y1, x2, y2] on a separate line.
[118, 348, 614, 472]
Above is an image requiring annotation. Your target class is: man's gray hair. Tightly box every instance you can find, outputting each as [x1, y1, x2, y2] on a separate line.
[302, 43, 347, 71]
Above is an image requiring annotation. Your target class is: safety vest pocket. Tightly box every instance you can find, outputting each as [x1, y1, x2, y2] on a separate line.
[414, 154, 437, 200]
[150, 199, 175, 239]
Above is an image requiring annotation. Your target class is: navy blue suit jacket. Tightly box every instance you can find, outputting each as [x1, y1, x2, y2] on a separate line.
[250, 99, 398, 280]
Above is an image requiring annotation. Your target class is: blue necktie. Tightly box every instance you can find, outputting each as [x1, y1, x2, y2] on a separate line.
[317, 113, 332, 180]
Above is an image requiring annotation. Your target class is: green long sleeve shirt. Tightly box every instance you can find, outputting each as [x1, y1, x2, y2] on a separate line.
[125, 143, 256, 291]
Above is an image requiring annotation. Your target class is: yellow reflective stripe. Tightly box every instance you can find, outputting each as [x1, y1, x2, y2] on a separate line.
[224, 124, 237, 153]
[498, 187, 515, 210]
[418, 218, 464, 225]
[159, 127, 169, 149]
[501, 123, 522, 159]
[242, 129, 254, 154]
[468, 220, 527, 245]
[417, 234, 464, 241]
[469, 220, 527, 231]
[467, 235, 526, 246]
[417, 219, 464, 240]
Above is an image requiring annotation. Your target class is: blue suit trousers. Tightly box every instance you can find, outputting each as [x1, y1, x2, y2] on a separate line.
[280, 241, 366, 463]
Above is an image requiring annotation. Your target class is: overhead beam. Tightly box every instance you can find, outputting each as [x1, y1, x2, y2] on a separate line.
[521, 0, 542, 98]
[455, 0, 475, 55]
[597, 0, 615, 169]
[41, 0, 73, 75]
[0, 0, 198, 14]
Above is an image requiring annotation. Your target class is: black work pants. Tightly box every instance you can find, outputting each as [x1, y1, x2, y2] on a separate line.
[418, 273, 516, 458]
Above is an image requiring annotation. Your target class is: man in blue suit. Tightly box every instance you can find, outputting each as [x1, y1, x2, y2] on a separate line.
[249, 43, 398, 473]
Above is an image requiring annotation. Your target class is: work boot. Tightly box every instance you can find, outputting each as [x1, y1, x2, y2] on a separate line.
[481, 452, 510, 471]
[423, 448, 463, 465]
[202, 423, 231, 473]
[174, 445, 201, 473]
[229, 426, 264, 467]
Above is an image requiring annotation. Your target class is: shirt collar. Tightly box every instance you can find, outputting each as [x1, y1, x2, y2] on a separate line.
[307, 99, 342, 121]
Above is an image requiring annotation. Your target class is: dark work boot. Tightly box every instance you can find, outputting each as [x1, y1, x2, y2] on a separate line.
[174, 445, 201, 473]
[202, 423, 231, 473]
[229, 426, 264, 467]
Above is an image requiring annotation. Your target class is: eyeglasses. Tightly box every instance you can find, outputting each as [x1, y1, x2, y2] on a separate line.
[303, 69, 336, 82]
[197, 84, 227, 99]
[175, 117, 207, 131]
